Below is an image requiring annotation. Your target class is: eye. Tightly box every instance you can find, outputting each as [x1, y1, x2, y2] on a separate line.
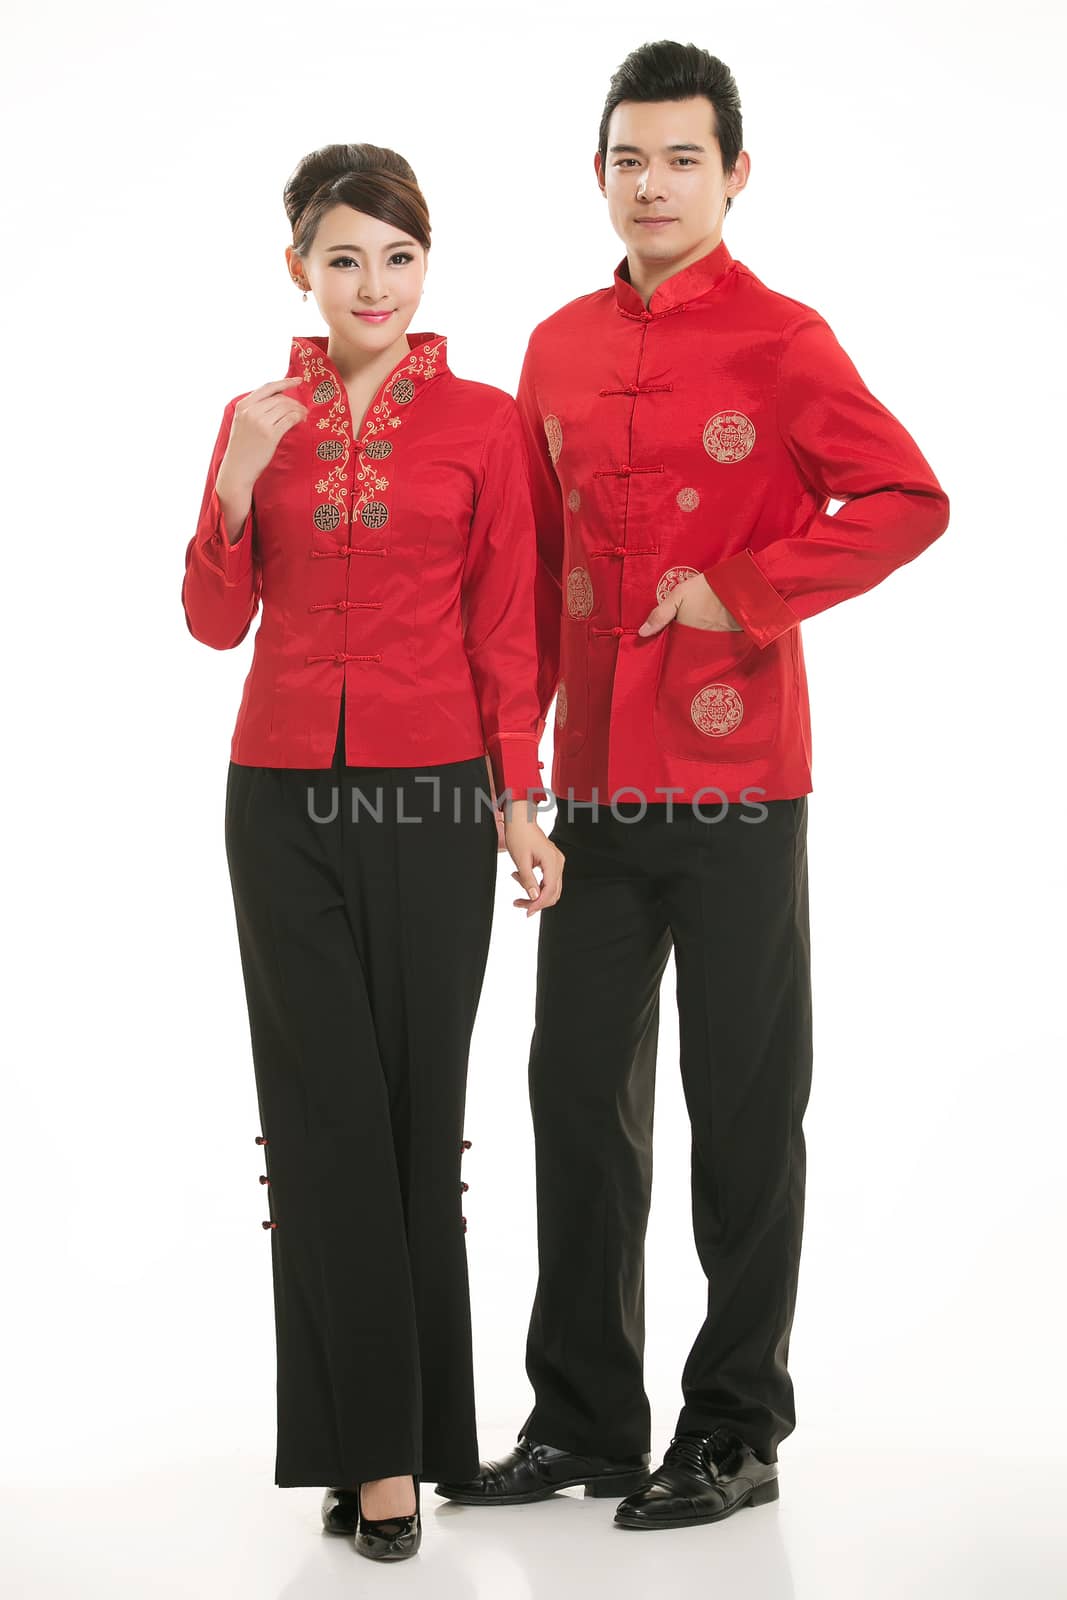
[329, 252, 414, 268]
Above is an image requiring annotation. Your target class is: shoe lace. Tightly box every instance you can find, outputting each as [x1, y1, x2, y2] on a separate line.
[663, 1434, 710, 1475]
[663, 1427, 743, 1478]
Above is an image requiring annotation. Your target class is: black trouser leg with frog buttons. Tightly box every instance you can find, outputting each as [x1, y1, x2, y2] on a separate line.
[223, 689, 499, 1488]
[519, 794, 813, 1466]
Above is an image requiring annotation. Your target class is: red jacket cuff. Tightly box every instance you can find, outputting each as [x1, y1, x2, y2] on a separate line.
[198, 485, 255, 586]
[486, 736, 549, 808]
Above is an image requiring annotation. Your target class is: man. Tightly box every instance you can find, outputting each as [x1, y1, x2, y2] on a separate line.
[435, 41, 949, 1530]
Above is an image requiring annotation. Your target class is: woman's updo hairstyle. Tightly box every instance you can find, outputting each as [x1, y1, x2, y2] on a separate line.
[283, 143, 432, 261]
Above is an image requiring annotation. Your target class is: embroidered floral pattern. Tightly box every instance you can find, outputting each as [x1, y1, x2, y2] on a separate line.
[567, 488, 581, 512]
[702, 411, 756, 464]
[292, 336, 446, 541]
[294, 346, 352, 530]
[555, 680, 568, 727]
[566, 566, 594, 619]
[656, 565, 700, 605]
[543, 413, 563, 463]
[691, 683, 745, 736]
[676, 486, 700, 511]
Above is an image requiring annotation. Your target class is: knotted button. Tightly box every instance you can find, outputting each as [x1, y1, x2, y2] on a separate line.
[259, 1175, 269, 1185]
[262, 1220, 277, 1230]
[255, 1135, 268, 1146]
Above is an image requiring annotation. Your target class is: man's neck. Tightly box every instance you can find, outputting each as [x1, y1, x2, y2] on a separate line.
[625, 230, 724, 307]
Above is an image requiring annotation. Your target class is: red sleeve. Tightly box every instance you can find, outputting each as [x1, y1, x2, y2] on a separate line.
[702, 312, 950, 648]
[181, 395, 262, 650]
[462, 395, 548, 808]
[515, 335, 566, 739]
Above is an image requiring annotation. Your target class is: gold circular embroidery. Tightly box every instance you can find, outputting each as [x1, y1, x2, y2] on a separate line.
[702, 411, 756, 464]
[543, 414, 563, 463]
[567, 488, 581, 512]
[312, 378, 338, 405]
[391, 378, 415, 404]
[364, 439, 393, 459]
[691, 683, 745, 737]
[656, 565, 700, 605]
[360, 501, 389, 529]
[566, 566, 594, 619]
[555, 680, 568, 728]
[313, 503, 341, 533]
[316, 439, 345, 461]
[676, 487, 700, 511]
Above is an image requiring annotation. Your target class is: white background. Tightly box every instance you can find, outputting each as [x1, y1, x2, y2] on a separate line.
[3, 0, 1064, 1595]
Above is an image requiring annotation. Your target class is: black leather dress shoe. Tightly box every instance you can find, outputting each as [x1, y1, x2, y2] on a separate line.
[435, 1434, 652, 1505]
[355, 1475, 421, 1562]
[613, 1427, 779, 1530]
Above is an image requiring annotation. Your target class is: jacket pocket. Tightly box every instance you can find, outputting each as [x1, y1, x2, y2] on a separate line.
[653, 619, 781, 763]
[554, 616, 589, 755]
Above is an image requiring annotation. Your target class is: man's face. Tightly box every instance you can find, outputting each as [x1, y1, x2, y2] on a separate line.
[596, 96, 734, 268]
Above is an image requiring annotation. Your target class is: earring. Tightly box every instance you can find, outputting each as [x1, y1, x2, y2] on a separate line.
[302, 290, 308, 301]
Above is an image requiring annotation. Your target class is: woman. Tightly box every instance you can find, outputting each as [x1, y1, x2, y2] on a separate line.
[181, 142, 564, 1563]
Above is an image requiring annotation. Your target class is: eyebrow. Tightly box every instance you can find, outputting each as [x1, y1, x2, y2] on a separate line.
[323, 241, 416, 253]
[608, 143, 707, 154]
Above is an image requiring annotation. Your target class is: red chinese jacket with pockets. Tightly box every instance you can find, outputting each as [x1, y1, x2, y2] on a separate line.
[515, 237, 951, 804]
[182, 330, 547, 805]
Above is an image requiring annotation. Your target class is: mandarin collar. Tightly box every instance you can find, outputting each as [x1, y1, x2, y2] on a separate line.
[612, 236, 736, 318]
[286, 330, 448, 446]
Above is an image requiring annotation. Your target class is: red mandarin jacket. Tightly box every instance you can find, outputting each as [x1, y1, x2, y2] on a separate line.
[516, 237, 951, 804]
[182, 330, 547, 805]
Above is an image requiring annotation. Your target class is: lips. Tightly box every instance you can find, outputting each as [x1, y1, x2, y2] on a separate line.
[352, 310, 394, 320]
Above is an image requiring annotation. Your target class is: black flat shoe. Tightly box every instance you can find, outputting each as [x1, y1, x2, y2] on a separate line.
[434, 1434, 652, 1505]
[321, 1486, 360, 1535]
[355, 1474, 421, 1562]
[614, 1427, 779, 1529]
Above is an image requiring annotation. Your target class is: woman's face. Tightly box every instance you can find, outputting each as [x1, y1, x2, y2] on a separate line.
[288, 203, 427, 352]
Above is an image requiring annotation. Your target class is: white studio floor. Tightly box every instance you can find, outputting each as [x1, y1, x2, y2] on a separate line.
[3, 1429, 1064, 1599]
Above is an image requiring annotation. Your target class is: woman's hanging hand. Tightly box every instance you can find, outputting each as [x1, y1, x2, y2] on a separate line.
[504, 813, 565, 917]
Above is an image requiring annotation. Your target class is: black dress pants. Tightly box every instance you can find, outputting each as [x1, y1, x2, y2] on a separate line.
[519, 794, 813, 1466]
[223, 689, 498, 1487]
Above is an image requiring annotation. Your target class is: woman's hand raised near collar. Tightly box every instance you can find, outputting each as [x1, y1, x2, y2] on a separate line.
[215, 376, 308, 505]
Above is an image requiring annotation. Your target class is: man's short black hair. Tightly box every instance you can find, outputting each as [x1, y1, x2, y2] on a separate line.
[598, 41, 744, 215]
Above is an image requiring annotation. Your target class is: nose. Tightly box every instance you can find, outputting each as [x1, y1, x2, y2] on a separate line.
[636, 163, 667, 201]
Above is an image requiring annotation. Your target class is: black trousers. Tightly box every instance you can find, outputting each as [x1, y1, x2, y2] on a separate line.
[223, 690, 498, 1487]
[519, 794, 813, 1466]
